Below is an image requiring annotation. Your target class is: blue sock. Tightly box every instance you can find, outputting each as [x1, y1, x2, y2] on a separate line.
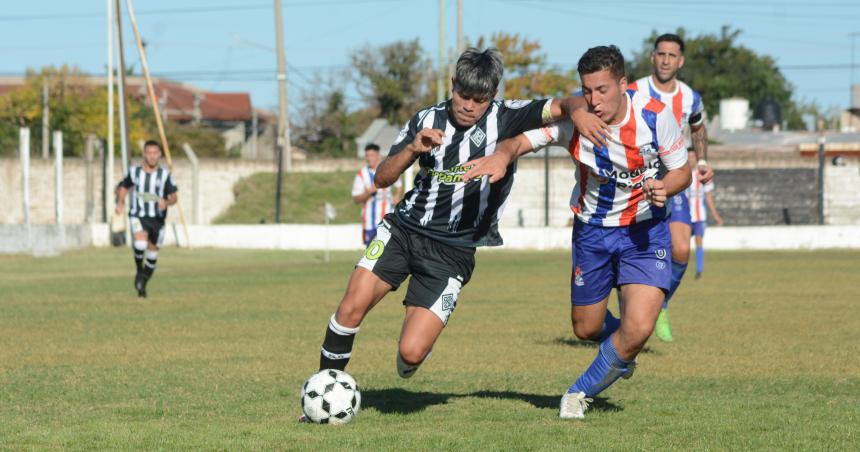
[593, 310, 620, 343]
[568, 336, 632, 397]
[662, 260, 688, 310]
[696, 246, 704, 275]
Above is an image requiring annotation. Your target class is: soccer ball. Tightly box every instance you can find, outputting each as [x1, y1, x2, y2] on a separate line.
[300, 369, 361, 424]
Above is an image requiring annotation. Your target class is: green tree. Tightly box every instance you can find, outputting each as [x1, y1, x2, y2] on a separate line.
[351, 39, 431, 125]
[294, 75, 373, 157]
[475, 32, 579, 99]
[627, 27, 809, 130]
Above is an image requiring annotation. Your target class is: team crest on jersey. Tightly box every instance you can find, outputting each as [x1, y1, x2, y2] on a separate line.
[573, 266, 585, 287]
[470, 128, 486, 147]
[655, 249, 667, 259]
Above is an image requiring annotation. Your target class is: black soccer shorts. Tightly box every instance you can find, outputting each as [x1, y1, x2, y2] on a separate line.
[356, 215, 475, 326]
[129, 216, 166, 247]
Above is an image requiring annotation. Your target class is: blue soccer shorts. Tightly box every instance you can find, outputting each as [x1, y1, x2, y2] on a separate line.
[691, 221, 706, 238]
[669, 192, 692, 226]
[570, 217, 672, 306]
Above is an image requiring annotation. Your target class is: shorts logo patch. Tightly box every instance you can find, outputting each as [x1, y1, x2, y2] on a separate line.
[574, 266, 585, 287]
[470, 128, 486, 147]
[655, 249, 667, 260]
[441, 294, 455, 311]
[656, 261, 666, 270]
[364, 240, 385, 260]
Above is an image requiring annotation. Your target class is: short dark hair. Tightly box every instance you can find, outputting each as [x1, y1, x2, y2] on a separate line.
[654, 33, 685, 53]
[364, 143, 380, 152]
[454, 47, 504, 99]
[144, 140, 162, 151]
[577, 45, 625, 80]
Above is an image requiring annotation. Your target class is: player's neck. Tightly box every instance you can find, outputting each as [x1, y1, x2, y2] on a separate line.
[608, 93, 629, 126]
[650, 74, 677, 94]
[142, 163, 158, 173]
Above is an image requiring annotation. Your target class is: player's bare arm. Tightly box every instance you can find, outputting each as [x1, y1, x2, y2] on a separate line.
[705, 191, 723, 225]
[115, 185, 129, 214]
[462, 133, 536, 183]
[559, 96, 609, 147]
[159, 192, 178, 211]
[352, 186, 377, 204]
[375, 128, 444, 188]
[691, 123, 714, 184]
[644, 162, 692, 208]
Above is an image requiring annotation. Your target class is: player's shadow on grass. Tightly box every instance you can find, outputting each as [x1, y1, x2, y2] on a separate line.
[552, 337, 657, 354]
[361, 388, 621, 415]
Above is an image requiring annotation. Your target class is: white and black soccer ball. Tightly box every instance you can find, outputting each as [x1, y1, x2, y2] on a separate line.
[300, 369, 361, 424]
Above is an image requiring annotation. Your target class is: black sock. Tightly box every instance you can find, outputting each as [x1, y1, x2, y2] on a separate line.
[134, 250, 144, 273]
[142, 255, 157, 280]
[319, 314, 359, 371]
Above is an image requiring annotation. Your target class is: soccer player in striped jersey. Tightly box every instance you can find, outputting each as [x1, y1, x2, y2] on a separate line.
[629, 33, 714, 342]
[686, 152, 723, 279]
[465, 45, 692, 419]
[352, 143, 402, 245]
[115, 140, 178, 298]
[306, 48, 587, 403]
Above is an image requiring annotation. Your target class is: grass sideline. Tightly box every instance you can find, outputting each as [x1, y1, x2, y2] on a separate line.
[213, 171, 362, 225]
[0, 248, 858, 449]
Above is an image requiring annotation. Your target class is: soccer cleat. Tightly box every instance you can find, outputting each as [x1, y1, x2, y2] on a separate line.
[135, 274, 147, 298]
[655, 309, 673, 342]
[695, 272, 702, 280]
[621, 360, 636, 380]
[559, 391, 592, 419]
[298, 414, 311, 423]
[396, 349, 432, 379]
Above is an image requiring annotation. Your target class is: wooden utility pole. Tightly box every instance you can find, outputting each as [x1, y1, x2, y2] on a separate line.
[114, 0, 131, 172]
[274, 0, 293, 222]
[457, 0, 464, 55]
[437, 0, 446, 103]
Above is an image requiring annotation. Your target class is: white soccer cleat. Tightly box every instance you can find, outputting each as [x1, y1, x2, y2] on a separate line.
[396, 349, 432, 379]
[559, 391, 592, 419]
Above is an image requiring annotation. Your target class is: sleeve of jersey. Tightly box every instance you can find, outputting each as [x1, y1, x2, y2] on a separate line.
[351, 174, 364, 196]
[522, 120, 572, 150]
[497, 98, 552, 139]
[657, 111, 688, 171]
[118, 172, 134, 189]
[688, 91, 705, 127]
[163, 174, 178, 196]
[387, 113, 421, 157]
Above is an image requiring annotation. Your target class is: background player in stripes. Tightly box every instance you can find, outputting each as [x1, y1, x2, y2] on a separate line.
[115, 140, 178, 298]
[305, 48, 591, 417]
[687, 151, 723, 279]
[629, 33, 714, 342]
[352, 143, 402, 246]
[465, 45, 692, 419]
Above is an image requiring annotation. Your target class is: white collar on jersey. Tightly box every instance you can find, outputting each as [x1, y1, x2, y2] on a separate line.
[647, 75, 680, 97]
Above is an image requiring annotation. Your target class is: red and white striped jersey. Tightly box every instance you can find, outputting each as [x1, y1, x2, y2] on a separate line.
[352, 166, 401, 230]
[629, 76, 704, 129]
[524, 90, 688, 227]
[687, 169, 714, 223]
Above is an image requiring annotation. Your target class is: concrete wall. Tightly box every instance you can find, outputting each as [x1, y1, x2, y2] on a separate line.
[4, 223, 859, 255]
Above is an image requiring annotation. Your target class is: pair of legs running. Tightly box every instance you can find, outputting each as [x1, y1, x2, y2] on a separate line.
[131, 227, 160, 298]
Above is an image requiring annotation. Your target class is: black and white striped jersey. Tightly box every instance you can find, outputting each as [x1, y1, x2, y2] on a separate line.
[118, 165, 178, 220]
[390, 98, 550, 247]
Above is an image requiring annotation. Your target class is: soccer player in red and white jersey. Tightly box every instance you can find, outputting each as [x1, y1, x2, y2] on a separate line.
[352, 143, 402, 246]
[629, 33, 714, 341]
[686, 152, 723, 279]
[465, 45, 692, 419]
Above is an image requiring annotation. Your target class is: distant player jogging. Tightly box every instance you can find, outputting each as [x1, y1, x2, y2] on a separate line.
[115, 140, 178, 298]
[686, 154, 723, 279]
[302, 48, 588, 420]
[465, 45, 692, 419]
[352, 143, 402, 246]
[628, 33, 714, 342]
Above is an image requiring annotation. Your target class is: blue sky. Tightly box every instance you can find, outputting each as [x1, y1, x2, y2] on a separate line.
[2, 0, 859, 118]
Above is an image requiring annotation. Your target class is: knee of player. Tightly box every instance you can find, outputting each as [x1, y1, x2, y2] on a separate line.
[398, 343, 429, 366]
[624, 322, 655, 345]
[672, 242, 690, 261]
[572, 321, 602, 342]
[334, 303, 365, 328]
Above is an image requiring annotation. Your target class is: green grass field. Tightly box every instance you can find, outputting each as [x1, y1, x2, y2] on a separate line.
[213, 172, 363, 225]
[1, 248, 858, 450]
